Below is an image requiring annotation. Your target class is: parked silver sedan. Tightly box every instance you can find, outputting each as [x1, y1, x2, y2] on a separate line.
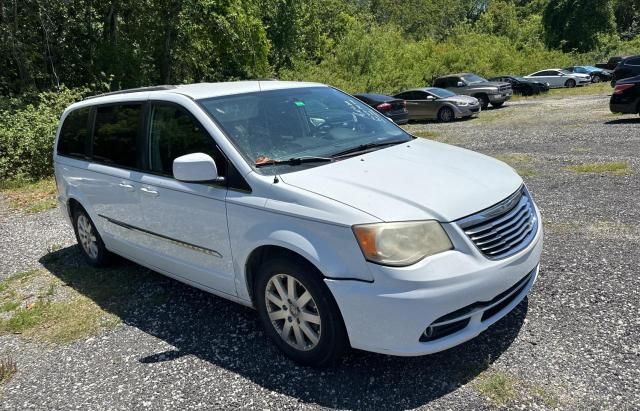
[524, 69, 591, 88]
[394, 88, 481, 122]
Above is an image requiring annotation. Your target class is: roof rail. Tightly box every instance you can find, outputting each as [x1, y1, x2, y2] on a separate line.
[84, 85, 177, 100]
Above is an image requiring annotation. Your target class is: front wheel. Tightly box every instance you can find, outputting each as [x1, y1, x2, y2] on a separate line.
[565, 79, 576, 88]
[592, 75, 602, 83]
[437, 106, 455, 122]
[475, 94, 489, 110]
[255, 257, 348, 367]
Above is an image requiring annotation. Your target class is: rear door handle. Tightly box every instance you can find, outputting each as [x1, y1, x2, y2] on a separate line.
[140, 187, 159, 197]
[118, 182, 135, 192]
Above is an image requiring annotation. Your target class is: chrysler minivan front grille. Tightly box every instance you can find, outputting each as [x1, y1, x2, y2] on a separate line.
[456, 186, 537, 259]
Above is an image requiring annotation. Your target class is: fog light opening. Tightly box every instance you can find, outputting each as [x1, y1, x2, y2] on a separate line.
[423, 326, 434, 339]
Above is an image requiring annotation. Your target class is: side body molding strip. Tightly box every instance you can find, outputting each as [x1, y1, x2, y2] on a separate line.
[99, 214, 223, 258]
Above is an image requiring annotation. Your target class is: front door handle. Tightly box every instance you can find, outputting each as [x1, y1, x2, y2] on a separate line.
[118, 182, 135, 192]
[140, 187, 159, 197]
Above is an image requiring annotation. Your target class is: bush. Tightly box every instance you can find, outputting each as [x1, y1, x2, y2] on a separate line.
[0, 87, 88, 180]
[281, 22, 575, 95]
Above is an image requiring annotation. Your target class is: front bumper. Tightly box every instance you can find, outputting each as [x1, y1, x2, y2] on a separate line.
[489, 93, 512, 103]
[454, 104, 481, 118]
[326, 206, 543, 356]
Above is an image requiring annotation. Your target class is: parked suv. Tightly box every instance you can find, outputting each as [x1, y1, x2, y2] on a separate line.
[54, 81, 543, 366]
[612, 55, 640, 85]
[433, 73, 512, 109]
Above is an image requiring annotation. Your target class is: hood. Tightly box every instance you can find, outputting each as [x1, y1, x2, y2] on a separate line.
[572, 73, 591, 79]
[441, 95, 478, 104]
[279, 139, 523, 222]
[468, 81, 508, 88]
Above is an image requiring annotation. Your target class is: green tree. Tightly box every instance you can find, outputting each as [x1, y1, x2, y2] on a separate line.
[543, 0, 617, 51]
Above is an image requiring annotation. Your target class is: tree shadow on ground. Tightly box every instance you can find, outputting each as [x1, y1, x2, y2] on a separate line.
[40, 245, 527, 411]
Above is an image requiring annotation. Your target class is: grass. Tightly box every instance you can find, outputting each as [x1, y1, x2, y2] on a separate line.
[0, 268, 122, 344]
[493, 153, 539, 177]
[473, 370, 518, 406]
[0, 177, 57, 213]
[565, 161, 631, 175]
[0, 357, 17, 385]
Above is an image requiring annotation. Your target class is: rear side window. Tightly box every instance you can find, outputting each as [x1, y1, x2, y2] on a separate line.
[93, 104, 144, 168]
[148, 103, 225, 177]
[433, 78, 446, 88]
[57, 108, 90, 158]
[625, 57, 640, 66]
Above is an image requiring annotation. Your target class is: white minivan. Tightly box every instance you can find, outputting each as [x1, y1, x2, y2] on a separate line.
[54, 81, 543, 366]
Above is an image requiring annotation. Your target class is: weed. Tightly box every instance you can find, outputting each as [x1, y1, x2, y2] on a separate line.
[473, 370, 518, 406]
[565, 161, 631, 175]
[0, 357, 17, 385]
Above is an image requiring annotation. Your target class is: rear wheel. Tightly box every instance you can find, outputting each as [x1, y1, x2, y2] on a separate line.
[254, 257, 348, 367]
[491, 102, 505, 108]
[437, 106, 455, 122]
[592, 75, 602, 83]
[72, 208, 111, 266]
[565, 79, 576, 88]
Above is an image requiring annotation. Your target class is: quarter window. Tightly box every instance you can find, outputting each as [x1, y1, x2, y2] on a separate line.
[57, 108, 91, 158]
[148, 104, 225, 177]
[93, 104, 144, 168]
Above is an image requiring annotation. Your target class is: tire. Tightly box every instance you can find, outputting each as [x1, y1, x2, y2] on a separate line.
[475, 94, 489, 110]
[592, 75, 602, 83]
[437, 106, 455, 123]
[254, 256, 348, 367]
[565, 79, 576, 88]
[491, 102, 505, 108]
[72, 207, 111, 266]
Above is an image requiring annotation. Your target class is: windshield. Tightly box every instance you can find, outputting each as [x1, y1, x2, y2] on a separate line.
[583, 66, 599, 72]
[427, 88, 456, 98]
[559, 70, 573, 75]
[461, 74, 488, 84]
[514, 76, 528, 81]
[198, 87, 411, 173]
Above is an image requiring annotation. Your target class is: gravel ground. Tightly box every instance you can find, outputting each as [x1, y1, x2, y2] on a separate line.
[1, 91, 639, 410]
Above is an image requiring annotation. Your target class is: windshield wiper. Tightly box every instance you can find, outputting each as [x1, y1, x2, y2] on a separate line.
[329, 140, 407, 158]
[255, 156, 334, 168]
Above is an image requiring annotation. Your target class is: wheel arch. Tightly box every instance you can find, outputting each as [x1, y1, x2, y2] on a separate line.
[244, 244, 322, 304]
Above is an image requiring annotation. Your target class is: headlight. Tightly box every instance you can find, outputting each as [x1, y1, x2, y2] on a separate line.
[352, 221, 453, 266]
[455, 101, 469, 107]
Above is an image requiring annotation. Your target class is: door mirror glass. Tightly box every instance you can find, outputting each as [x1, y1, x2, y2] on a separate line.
[426, 95, 436, 101]
[456, 81, 465, 87]
[173, 153, 222, 183]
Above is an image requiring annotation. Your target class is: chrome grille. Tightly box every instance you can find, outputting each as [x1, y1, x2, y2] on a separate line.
[456, 187, 538, 259]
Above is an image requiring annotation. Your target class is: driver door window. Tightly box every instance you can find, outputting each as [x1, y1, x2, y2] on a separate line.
[149, 103, 226, 178]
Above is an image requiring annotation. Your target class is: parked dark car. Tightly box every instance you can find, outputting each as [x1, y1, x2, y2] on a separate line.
[610, 75, 640, 115]
[595, 56, 627, 71]
[488, 76, 547, 96]
[612, 55, 640, 85]
[353, 93, 409, 124]
[393, 87, 480, 122]
[564, 65, 613, 83]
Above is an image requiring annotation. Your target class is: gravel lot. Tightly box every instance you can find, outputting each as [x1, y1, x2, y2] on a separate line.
[1, 91, 639, 410]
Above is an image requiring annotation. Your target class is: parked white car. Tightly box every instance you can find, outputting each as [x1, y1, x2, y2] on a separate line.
[54, 81, 543, 366]
[524, 69, 591, 88]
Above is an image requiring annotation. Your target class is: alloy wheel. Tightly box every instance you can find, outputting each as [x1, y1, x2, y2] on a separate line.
[265, 274, 322, 351]
[77, 214, 99, 259]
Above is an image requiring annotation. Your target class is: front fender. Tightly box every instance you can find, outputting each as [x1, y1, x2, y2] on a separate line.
[226, 201, 376, 301]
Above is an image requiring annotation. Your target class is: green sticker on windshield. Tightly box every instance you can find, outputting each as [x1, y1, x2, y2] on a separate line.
[294, 101, 305, 107]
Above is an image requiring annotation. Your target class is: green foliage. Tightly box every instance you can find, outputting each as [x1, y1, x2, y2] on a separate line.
[543, 0, 618, 52]
[0, 87, 88, 180]
[282, 22, 574, 95]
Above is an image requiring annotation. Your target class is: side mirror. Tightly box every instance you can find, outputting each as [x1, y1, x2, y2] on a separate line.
[426, 96, 436, 101]
[173, 153, 223, 183]
[456, 81, 465, 87]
